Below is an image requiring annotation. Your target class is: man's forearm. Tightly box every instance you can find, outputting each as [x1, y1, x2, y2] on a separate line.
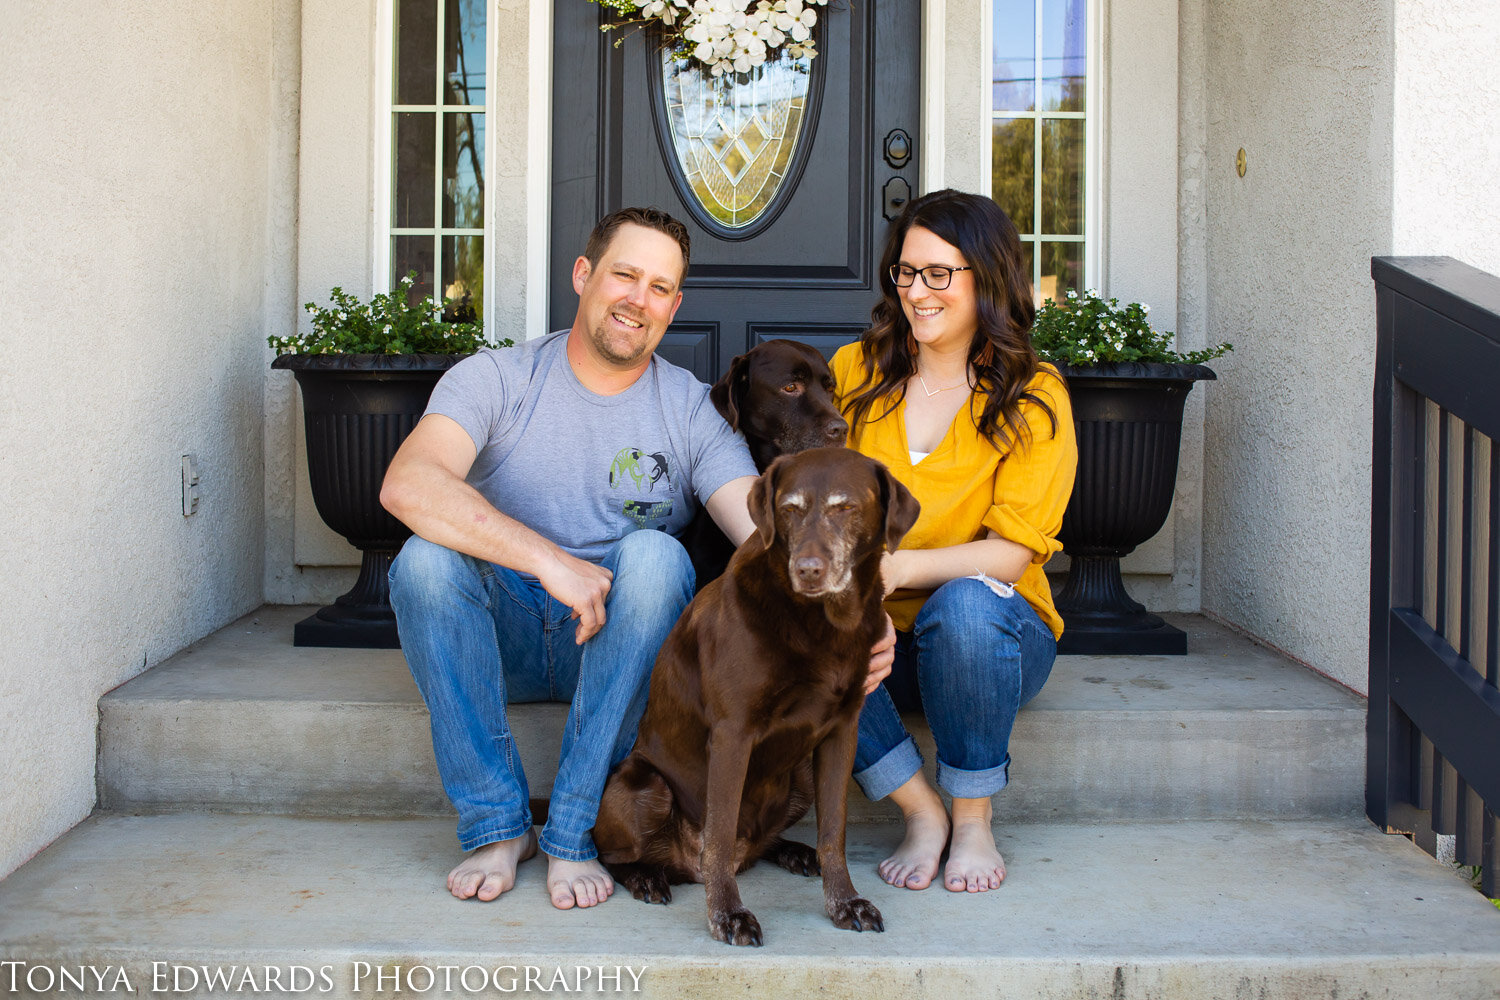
[382, 461, 563, 578]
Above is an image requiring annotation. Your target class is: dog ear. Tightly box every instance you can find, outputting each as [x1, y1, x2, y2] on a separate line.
[747, 456, 785, 549]
[709, 353, 751, 431]
[876, 461, 921, 553]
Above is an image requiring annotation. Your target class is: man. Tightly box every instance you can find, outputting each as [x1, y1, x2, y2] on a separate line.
[382, 208, 761, 909]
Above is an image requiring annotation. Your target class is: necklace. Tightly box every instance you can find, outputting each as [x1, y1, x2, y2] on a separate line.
[915, 370, 969, 396]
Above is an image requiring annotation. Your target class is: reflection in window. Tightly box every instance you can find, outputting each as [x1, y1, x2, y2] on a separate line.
[391, 0, 485, 322]
[662, 48, 812, 230]
[992, 0, 1087, 305]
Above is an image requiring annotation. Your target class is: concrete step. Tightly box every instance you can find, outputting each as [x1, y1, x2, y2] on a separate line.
[98, 605, 1367, 823]
[1, 813, 1496, 999]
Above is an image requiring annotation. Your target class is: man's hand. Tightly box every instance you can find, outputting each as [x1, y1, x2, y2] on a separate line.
[865, 613, 896, 695]
[537, 550, 615, 644]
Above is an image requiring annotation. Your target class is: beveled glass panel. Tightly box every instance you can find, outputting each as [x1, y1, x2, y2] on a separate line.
[1020, 239, 1038, 302]
[1038, 240, 1083, 301]
[442, 236, 484, 321]
[442, 112, 485, 228]
[394, 235, 435, 305]
[993, 0, 1036, 112]
[394, 112, 436, 228]
[1040, 118, 1084, 235]
[1041, 0, 1086, 112]
[662, 47, 812, 230]
[444, 0, 486, 106]
[395, 0, 437, 105]
[991, 118, 1035, 234]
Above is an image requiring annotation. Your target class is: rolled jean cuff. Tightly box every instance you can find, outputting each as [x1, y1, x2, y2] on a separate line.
[935, 754, 1011, 799]
[458, 819, 534, 853]
[538, 827, 598, 863]
[851, 735, 923, 802]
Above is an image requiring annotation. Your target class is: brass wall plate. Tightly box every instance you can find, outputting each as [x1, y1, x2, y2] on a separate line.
[1236, 148, 1247, 177]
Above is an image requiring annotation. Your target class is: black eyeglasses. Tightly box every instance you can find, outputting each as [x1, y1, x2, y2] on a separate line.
[889, 263, 974, 290]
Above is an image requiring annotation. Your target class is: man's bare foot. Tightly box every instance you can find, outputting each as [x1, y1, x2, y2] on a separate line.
[944, 798, 1005, 893]
[448, 828, 538, 901]
[877, 774, 950, 890]
[547, 856, 616, 910]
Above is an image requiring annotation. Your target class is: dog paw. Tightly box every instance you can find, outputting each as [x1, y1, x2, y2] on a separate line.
[828, 897, 884, 933]
[709, 907, 764, 947]
[623, 870, 672, 905]
[769, 839, 820, 877]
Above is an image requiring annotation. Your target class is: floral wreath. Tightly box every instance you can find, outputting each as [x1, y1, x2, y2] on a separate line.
[590, 1, 831, 76]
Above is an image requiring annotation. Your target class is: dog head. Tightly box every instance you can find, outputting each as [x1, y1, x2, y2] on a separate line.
[747, 448, 920, 600]
[710, 340, 849, 472]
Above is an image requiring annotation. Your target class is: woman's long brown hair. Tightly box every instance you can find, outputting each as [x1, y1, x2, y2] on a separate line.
[842, 189, 1060, 455]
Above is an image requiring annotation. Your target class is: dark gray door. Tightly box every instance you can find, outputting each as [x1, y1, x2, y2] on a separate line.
[550, 2, 921, 382]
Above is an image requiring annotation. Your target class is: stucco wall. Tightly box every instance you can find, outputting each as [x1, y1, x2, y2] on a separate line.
[1198, 0, 1394, 693]
[1391, 0, 1500, 275]
[0, 0, 292, 878]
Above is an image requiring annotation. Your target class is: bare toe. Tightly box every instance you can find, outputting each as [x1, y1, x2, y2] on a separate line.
[944, 817, 1005, 894]
[548, 857, 615, 910]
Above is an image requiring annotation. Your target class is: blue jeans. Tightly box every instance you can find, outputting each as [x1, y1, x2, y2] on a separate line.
[389, 529, 693, 861]
[853, 577, 1056, 801]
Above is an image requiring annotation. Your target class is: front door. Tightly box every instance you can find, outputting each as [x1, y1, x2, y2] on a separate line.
[550, 1, 922, 382]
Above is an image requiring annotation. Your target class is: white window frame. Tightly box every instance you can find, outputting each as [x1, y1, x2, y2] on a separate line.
[374, 0, 498, 334]
[983, 0, 1103, 294]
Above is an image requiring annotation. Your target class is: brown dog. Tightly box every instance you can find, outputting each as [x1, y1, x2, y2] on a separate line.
[687, 339, 850, 589]
[710, 339, 849, 472]
[594, 448, 920, 946]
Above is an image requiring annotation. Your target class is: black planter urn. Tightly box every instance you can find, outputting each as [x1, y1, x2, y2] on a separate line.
[1053, 361, 1216, 655]
[272, 353, 466, 648]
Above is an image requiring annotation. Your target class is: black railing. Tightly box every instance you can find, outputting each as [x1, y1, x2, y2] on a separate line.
[1369, 256, 1500, 896]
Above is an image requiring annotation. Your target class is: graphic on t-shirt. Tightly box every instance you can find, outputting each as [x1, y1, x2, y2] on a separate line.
[610, 447, 675, 529]
[610, 448, 672, 492]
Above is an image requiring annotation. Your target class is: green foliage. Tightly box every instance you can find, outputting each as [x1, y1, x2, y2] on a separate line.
[1031, 288, 1233, 367]
[268, 273, 510, 356]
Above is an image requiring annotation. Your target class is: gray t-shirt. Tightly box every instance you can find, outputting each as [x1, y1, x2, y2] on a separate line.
[425, 330, 756, 565]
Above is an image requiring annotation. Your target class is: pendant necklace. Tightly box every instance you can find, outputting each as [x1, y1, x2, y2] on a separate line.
[916, 369, 969, 396]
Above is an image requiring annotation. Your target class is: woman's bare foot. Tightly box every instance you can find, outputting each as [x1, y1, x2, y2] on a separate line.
[448, 828, 538, 901]
[944, 798, 1005, 893]
[877, 774, 950, 890]
[547, 856, 616, 909]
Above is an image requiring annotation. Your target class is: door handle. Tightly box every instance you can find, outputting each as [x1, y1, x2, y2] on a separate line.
[883, 176, 911, 221]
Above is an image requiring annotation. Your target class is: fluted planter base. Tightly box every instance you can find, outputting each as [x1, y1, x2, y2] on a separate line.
[1053, 555, 1185, 655]
[293, 550, 401, 648]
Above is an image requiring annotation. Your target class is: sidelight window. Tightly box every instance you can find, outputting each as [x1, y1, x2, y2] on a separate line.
[992, 0, 1093, 305]
[388, 0, 486, 321]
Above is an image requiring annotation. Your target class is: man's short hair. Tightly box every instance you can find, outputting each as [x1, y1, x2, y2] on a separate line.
[584, 207, 692, 279]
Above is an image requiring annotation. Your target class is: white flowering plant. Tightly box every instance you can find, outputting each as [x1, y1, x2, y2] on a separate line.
[589, 0, 830, 76]
[268, 273, 508, 355]
[1031, 289, 1231, 367]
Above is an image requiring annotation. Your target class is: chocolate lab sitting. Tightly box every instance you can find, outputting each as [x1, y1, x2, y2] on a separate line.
[687, 339, 849, 588]
[594, 448, 920, 946]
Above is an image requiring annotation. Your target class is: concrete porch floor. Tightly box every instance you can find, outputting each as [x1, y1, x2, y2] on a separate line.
[0, 812, 1497, 999]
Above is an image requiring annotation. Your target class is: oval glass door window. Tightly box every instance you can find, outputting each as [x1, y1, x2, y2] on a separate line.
[658, 46, 822, 238]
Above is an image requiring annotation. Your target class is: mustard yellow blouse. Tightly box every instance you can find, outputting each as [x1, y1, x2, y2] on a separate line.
[831, 343, 1077, 638]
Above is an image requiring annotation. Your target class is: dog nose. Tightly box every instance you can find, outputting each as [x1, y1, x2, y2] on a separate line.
[824, 417, 848, 442]
[794, 556, 827, 587]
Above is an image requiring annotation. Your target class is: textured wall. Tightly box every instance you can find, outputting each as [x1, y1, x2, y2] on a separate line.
[1392, 0, 1500, 274]
[0, 1, 291, 878]
[1199, 0, 1394, 693]
[265, 0, 540, 600]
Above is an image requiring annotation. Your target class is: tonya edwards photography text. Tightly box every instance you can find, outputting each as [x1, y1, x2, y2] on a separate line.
[1, 962, 647, 995]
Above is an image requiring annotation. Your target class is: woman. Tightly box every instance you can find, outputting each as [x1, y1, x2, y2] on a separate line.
[832, 189, 1077, 893]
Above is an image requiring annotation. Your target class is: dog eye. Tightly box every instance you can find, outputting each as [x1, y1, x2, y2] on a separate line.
[781, 383, 803, 395]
